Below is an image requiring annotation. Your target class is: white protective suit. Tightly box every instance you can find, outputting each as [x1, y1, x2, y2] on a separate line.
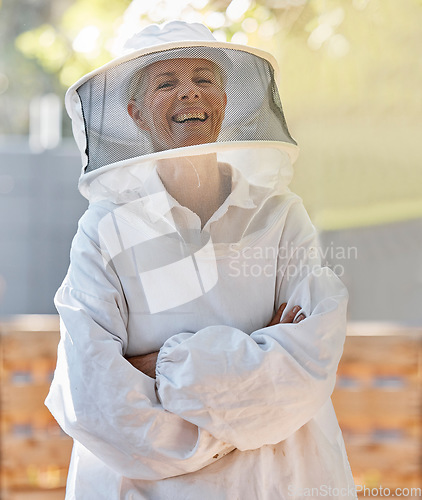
[46, 21, 357, 499]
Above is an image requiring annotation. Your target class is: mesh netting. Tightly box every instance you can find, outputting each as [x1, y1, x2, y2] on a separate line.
[75, 46, 296, 172]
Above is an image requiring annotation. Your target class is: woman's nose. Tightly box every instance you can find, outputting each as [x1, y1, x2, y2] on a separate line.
[177, 82, 200, 100]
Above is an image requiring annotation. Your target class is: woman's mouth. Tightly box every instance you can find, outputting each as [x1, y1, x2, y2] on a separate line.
[172, 111, 208, 123]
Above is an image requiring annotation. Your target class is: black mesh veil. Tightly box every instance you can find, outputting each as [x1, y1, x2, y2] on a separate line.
[72, 44, 297, 173]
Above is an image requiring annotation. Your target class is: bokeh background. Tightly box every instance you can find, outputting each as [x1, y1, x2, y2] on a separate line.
[0, 0, 421, 498]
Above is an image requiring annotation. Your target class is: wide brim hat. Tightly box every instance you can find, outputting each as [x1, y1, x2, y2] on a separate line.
[65, 21, 298, 173]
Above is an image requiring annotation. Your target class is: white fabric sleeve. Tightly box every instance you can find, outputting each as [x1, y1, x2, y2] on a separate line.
[155, 200, 348, 451]
[45, 217, 234, 481]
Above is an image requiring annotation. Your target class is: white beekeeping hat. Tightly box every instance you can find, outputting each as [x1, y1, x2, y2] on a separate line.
[65, 20, 298, 176]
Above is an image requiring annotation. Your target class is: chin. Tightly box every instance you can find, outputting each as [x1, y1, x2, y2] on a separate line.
[181, 135, 216, 148]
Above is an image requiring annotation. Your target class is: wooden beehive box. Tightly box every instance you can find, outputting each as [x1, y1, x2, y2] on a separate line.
[333, 322, 422, 497]
[0, 315, 72, 500]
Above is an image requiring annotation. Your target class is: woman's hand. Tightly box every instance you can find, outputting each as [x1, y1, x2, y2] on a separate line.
[126, 351, 159, 378]
[267, 303, 305, 327]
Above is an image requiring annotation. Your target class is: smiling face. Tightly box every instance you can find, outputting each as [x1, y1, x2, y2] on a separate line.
[128, 58, 227, 151]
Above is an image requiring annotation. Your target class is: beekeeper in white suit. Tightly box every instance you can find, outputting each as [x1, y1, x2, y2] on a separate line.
[46, 20, 356, 499]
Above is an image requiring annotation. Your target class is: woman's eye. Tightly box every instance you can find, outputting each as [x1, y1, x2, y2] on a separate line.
[197, 79, 212, 84]
[157, 82, 174, 89]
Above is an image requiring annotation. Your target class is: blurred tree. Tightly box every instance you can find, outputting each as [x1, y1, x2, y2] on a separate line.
[7, 0, 421, 125]
[0, 0, 75, 134]
[0, 0, 130, 135]
[15, 0, 132, 88]
[281, 0, 422, 228]
[1, 0, 421, 228]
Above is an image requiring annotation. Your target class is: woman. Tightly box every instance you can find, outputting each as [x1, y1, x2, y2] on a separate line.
[46, 21, 356, 499]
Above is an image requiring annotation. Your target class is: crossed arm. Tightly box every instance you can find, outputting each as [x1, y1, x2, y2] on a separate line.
[127, 303, 306, 377]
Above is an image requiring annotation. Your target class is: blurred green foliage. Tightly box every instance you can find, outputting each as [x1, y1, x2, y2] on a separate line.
[14, 0, 131, 87]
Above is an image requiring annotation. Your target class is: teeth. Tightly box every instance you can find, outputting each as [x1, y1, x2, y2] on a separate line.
[173, 112, 206, 123]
